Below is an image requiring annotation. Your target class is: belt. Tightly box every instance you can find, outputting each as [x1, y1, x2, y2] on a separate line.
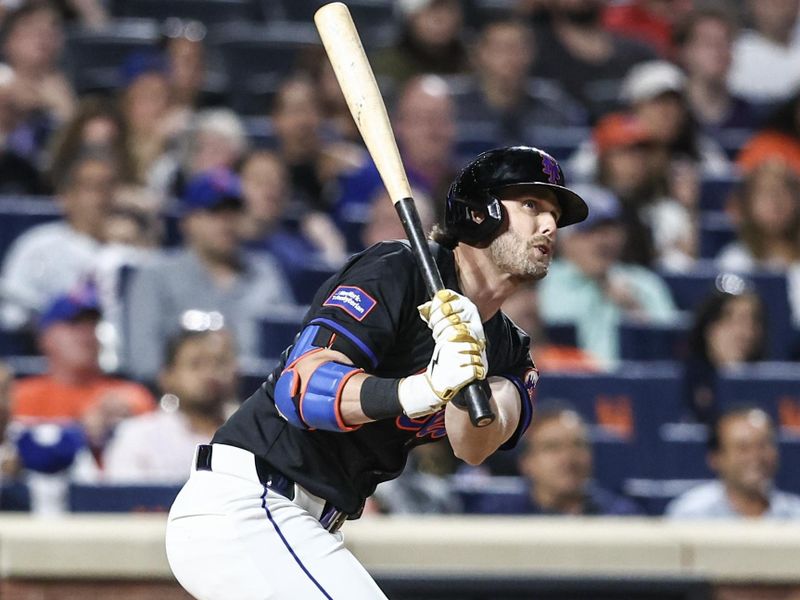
[194, 444, 348, 533]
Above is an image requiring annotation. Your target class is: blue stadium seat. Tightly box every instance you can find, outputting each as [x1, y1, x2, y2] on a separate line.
[287, 263, 337, 305]
[258, 307, 305, 359]
[715, 362, 800, 494]
[0, 196, 62, 265]
[698, 211, 736, 259]
[543, 322, 578, 347]
[0, 480, 30, 511]
[699, 174, 740, 212]
[534, 363, 695, 491]
[68, 483, 182, 512]
[212, 22, 320, 115]
[117, 0, 261, 24]
[64, 20, 161, 94]
[618, 315, 691, 361]
[659, 262, 793, 360]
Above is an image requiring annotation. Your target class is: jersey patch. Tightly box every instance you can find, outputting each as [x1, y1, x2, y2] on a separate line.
[323, 286, 377, 322]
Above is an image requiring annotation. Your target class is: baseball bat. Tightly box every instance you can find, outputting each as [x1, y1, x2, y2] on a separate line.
[314, 2, 495, 428]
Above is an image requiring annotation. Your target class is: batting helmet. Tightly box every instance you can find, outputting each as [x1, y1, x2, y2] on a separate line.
[444, 146, 589, 245]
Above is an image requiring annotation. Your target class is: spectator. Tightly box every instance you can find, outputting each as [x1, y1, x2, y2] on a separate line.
[11, 284, 154, 457]
[0, 64, 44, 193]
[717, 161, 800, 325]
[0, 361, 20, 479]
[454, 17, 586, 145]
[674, 8, 761, 143]
[149, 108, 248, 198]
[270, 75, 363, 212]
[161, 19, 225, 112]
[534, 0, 658, 121]
[684, 283, 766, 425]
[359, 187, 435, 250]
[602, 0, 694, 58]
[478, 401, 640, 515]
[123, 169, 295, 381]
[501, 283, 599, 373]
[666, 405, 800, 518]
[538, 184, 678, 366]
[1, 0, 76, 160]
[737, 90, 800, 176]
[729, 0, 800, 107]
[336, 75, 458, 222]
[0, 148, 118, 330]
[46, 95, 136, 187]
[619, 60, 732, 178]
[238, 150, 346, 269]
[588, 115, 697, 268]
[104, 327, 237, 483]
[119, 51, 186, 182]
[373, 0, 469, 89]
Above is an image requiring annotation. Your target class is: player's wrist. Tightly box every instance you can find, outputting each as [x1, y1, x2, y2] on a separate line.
[359, 376, 403, 421]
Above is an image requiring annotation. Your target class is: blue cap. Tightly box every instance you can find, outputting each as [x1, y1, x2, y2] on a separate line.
[568, 184, 621, 232]
[120, 50, 169, 87]
[181, 168, 244, 214]
[16, 423, 87, 474]
[38, 282, 101, 332]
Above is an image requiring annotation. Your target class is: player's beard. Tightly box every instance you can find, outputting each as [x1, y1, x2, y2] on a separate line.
[489, 230, 551, 282]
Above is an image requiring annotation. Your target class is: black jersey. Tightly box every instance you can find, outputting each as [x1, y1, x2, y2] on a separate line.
[213, 241, 536, 515]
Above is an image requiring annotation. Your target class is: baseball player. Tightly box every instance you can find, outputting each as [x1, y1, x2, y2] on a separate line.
[165, 146, 588, 600]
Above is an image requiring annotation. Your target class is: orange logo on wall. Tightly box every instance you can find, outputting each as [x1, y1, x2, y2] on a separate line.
[595, 395, 634, 440]
[778, 397, 800, 434]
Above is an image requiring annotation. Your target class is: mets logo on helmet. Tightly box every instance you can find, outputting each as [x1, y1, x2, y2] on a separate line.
[541, 155, 560, 185]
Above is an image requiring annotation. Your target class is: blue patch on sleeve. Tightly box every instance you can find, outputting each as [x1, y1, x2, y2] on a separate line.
[322, 286, 377, 321]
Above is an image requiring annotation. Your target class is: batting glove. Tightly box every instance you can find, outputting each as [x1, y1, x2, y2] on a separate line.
[418, 289, 487, 348]
[398, 328, 487, 418]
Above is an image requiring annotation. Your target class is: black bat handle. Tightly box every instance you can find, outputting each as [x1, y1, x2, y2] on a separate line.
[395, 197, 496, 428]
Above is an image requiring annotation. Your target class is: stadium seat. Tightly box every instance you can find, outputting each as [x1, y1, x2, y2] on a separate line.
[68, 483, 182, 512]
[543, 322, 578, 347]
[117, 0, 260, 24]
[698, 211, 737, 259]
[699, 174, 740, 213]
[618, 315, 691, 361]
[64, 20, 161, 94]
[659, 262, 793, 360]
[534, 363, 694, 491]
[258, 306, 306, 359]
[0, 480, 31, 511]
[287, 263, 337, 305]
[716, 362, 800, 494]
[212, 22, 320, 115]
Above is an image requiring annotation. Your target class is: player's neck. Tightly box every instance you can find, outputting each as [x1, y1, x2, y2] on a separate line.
[453, 244, 518, 321]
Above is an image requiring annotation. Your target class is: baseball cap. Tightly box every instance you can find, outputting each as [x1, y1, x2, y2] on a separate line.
[593, 112, 654, 154]
[396, 0, 439, 17]
[620, 60, 686, 104]
[181, 169, 244, 214]
[120, 50, 169, 88]
[38, 283, 101, 332]
[568, 184, 621, 232]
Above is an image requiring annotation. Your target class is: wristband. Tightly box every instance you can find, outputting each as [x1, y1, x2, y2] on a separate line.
[359, 377, 402, 421]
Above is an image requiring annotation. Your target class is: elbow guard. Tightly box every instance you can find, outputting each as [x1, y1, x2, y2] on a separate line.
[274, 325, 363, 431]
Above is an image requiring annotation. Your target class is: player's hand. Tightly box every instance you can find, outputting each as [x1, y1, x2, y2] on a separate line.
[397, 327, 487, 418]
[418, 289, 486, 347]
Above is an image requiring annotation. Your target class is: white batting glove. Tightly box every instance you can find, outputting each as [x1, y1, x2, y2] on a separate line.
[418, 289, 486, 347]
[397, 330, 487, 418]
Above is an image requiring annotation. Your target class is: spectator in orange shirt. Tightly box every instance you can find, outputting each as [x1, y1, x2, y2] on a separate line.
[12, 283, 154, 455]
[603, 0, 694, 58]
[738, 91, 800, 176]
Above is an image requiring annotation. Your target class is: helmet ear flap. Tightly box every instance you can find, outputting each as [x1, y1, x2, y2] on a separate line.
[446, 191, 505, 246]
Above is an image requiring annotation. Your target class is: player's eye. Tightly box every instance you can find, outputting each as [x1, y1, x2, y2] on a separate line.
[522, 200, 536, 210]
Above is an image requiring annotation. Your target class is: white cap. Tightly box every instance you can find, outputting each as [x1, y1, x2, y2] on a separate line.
[620, 60, 686, 104]
[396, 0, 436, 18]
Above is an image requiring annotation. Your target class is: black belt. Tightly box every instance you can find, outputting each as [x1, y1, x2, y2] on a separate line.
[195, 444, 348, 533]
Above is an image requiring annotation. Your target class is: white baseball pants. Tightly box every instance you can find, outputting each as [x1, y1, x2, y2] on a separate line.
[165, 444, 388, 600]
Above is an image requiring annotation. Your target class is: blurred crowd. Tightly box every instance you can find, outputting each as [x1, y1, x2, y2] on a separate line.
[0, 0, 798, 520]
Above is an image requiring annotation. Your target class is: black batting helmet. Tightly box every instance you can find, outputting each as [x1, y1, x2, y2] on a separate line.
[444, 146, 589, 245]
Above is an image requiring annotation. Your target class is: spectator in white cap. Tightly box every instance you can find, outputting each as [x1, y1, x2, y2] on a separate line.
[372, 0, 469, 89]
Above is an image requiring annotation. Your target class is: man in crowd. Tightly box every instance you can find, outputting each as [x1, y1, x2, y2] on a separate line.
[667, 405, 800, 518]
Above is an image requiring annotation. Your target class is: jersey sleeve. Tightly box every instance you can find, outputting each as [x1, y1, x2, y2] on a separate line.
[304, 243, 423, 371]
